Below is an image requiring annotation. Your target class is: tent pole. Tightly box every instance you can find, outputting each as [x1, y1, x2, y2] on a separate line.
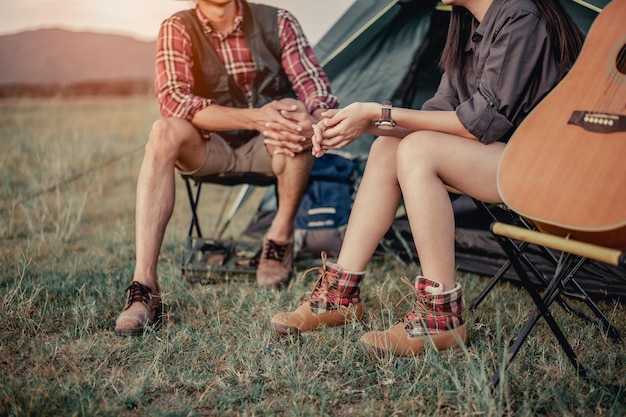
[569, 0, 603, 13]
[320, 0, 400, 68]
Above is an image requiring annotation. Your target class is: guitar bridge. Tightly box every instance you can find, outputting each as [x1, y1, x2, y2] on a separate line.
[568, 110, 625, 133]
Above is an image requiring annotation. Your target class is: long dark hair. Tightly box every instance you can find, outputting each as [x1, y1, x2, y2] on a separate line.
[439, 0, 585, 80]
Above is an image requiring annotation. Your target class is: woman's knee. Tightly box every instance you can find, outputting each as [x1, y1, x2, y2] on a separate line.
[396, 132, 437, 170]
[359, 136, 402, 185]
[368, 136, 400, 166]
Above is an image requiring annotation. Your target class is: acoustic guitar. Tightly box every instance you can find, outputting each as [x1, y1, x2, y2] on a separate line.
[497, 0, 626, 250]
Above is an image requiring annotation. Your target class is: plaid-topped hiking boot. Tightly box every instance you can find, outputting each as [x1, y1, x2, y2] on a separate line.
[360, 276, 466, 357]
[256, 237, 294, 288]
[115, 281, 162, 336]
[271, 252, 364, 335]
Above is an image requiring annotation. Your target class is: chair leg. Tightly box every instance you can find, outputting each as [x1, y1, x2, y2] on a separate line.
[567, 277, 621, 341]
[469, 200, 536, 310]
[468, 259, 512, 310]
[215, 184, 255, 240]
[490, 233, 604, 390]
[469, 201, 618, 340]
[185, 176, 203, 239]
[470, 230, 584, 319]
[181, 177, 205, 278]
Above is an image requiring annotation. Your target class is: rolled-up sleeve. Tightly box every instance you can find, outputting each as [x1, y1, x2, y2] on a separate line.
[456, 91, 513, 144]
[454, 10, 557, 144]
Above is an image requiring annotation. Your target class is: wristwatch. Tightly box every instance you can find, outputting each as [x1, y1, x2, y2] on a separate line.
[375, 100, 396, 130]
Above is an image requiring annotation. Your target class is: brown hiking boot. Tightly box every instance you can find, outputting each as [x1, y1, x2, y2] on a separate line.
[360, 276, 466, 357]
[256, 237, 294, 288]
[115, 281, 162, 336]
[271, 252, 364, 335]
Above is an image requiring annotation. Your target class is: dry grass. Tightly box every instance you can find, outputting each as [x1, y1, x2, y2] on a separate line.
[0, 97, 625, 416]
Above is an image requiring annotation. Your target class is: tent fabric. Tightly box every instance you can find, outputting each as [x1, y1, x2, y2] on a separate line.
[305, 0, 626, 300]
[313, 0, 446, 157]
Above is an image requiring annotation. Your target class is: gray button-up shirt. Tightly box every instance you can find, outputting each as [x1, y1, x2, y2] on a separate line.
[422, 0, 561, 144]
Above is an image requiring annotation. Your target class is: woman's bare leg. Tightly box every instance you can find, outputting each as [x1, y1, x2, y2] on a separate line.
[396, 131, 505, 290]
[336, 136, 403, 271]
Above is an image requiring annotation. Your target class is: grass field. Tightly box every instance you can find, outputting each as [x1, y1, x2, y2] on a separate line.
[1, 97, 625, 416]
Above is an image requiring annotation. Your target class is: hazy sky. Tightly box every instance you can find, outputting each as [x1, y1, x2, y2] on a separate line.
[0, 0, 355, 45]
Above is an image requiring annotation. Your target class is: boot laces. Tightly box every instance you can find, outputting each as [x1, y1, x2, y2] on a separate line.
[395, 276, 458, 324]
[298, 252, 344, 303]
[125, 281, 153, 308]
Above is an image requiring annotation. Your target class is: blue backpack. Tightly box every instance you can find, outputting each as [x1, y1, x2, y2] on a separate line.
[294, 153, 361, 258]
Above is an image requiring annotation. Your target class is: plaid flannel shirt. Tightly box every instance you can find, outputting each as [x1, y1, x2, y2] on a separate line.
[155, 0, 337, 122]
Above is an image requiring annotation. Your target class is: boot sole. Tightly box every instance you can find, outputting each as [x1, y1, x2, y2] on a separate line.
[362, 324, 467, 358]
[271, 304, 365, 336]
[271, 321, 300, 336]
[271, 320, 364, 337]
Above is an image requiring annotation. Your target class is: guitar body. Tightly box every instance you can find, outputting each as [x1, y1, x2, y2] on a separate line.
[497, 0, 626, 250]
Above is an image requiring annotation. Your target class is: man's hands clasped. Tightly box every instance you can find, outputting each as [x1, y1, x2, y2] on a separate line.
[259, 98, 315, 157]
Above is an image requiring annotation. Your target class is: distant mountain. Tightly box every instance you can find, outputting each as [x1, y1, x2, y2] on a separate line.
[0, 28, 156, 86]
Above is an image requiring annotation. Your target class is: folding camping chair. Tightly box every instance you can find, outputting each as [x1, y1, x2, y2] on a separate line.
[489, 222, 625, 391]
[180, 172, 276, 282]
[382, 190, 620, 338]
[432, 184, 619, 341]
[465, 199, 620, 342]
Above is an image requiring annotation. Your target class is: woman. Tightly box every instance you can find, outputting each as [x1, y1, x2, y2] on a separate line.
[270, 0, 584, 356]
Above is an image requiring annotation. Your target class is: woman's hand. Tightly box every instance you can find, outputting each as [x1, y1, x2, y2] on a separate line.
[311, 102, 376, 157]
[311, 121, 328, 158]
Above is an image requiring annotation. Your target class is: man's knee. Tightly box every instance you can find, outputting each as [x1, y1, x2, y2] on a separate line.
[146, 118, 196, 158]
[272, 151, 313, 176]
[149, 119, 172, 139]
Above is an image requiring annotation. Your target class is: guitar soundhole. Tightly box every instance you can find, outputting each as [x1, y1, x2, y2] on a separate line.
[617, 44, 626, 75]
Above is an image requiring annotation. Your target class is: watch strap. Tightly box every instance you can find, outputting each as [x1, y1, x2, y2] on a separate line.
[381, 100, 392, 121]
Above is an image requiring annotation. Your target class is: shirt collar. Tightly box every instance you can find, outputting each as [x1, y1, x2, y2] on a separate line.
[464, 0, 502, 51]
[195, 0, 245, 37]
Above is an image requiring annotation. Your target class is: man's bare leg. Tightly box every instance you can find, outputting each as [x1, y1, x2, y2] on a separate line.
[397, 131, 504, 290]
[116, 118, 206, 335]
[256, 149, 314, 287]
[267, 151, 314, 241]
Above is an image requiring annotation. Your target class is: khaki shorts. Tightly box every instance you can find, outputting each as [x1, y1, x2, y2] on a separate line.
[177, 132, 273, 177]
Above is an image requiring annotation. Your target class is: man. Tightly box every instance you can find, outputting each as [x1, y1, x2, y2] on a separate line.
[115, 0, 337, 336]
